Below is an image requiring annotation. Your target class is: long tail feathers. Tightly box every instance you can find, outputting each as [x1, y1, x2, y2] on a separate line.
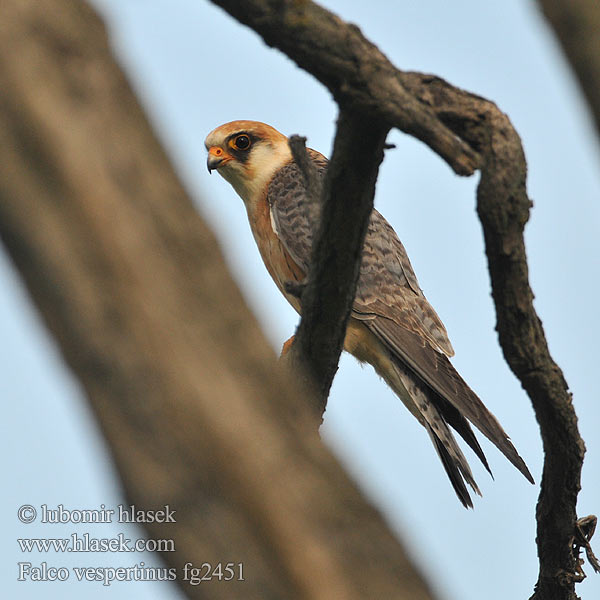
[434, 395, 493, 478]
[426, 424, 479, 509]
[382, 348, 537, 507]
[386, 358, 484, 507]
[369, 318, 534, 487]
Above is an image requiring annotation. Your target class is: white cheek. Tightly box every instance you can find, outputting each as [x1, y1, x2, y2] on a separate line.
[217, 141, 292, 207]
[246, 143, 292, 200]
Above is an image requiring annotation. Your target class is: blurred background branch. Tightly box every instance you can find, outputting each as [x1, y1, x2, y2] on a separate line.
[0, 1, 436, 599]
[537, 0, 600, 139]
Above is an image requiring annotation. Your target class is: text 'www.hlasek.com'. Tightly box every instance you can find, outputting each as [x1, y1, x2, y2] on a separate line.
[16, 504, 245, 587]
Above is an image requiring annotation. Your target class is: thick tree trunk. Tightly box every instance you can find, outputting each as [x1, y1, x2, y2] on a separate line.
[0, 2, 435, 599]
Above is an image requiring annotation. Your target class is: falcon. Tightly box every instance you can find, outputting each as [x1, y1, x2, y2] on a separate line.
[205, 120, 533, 507]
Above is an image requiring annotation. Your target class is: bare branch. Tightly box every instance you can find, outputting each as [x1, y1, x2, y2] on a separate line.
[288, 134, 321, 214]
[284, 112, 389, 415]
[537, 0, 600, 140]
[467, 92, 585, 600]
[208, 1, 595, 597]
[209, 0, 479, 176]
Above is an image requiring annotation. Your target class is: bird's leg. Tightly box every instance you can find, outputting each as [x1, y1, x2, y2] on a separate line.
[281, 335, 296, 357]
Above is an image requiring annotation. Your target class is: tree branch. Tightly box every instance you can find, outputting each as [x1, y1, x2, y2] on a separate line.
[209, 0, 479, 176]
[284, 113, 389, 415]
[536, 0, 600, 140]
[471, 93, 585, 600]
[288, 134, 321, 212]
[208, 1, 595, 597]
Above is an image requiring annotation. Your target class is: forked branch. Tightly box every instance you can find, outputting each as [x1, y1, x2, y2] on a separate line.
[209, 1, 595, 597]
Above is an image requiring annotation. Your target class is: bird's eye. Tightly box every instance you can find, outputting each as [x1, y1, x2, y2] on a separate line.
[233, 134, 251, 151]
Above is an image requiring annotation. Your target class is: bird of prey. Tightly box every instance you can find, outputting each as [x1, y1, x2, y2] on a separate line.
[205, 120, 534, 507]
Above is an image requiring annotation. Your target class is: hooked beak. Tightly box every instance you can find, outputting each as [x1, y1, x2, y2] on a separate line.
[207, 147, 229, 173]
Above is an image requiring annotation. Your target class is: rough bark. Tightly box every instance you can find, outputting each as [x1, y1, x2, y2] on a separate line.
[537, 0, 600, 139]
[284, 112, 389, 414]
[0, 1, 437, 599]
[209, 1, 593, 598]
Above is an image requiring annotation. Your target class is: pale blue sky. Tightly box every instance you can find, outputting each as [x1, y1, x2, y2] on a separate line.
[4, 1, 599, 599]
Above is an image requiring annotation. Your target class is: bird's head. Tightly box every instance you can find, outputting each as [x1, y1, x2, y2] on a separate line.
[205, 120, 292, 204]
